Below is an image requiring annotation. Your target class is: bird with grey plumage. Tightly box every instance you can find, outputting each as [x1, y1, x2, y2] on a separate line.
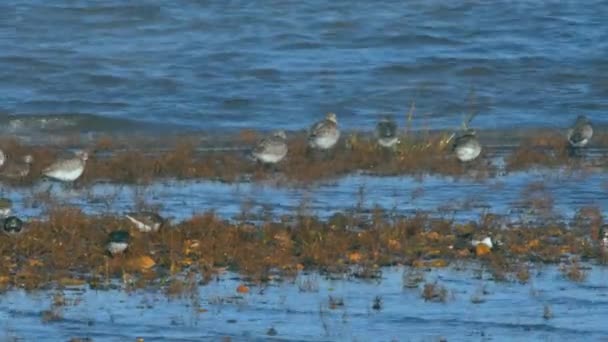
[0, 155, 33, 179]
[567, 115, 593, 148]
[125, 211, 165, 233]
[251, 130, 288, 164]
[0, 198, 12, 218]
[452, 129, 482, 162]
[43, 150, 88, 182]
[0, 149, 5, 169]
[308, 112, 340, 150]
[375, 116, 399, 148]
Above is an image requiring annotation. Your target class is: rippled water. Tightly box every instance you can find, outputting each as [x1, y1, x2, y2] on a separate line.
[2, 267, 608, 341]
[3, 3, 608, 341]
[3, 1, 608, 134]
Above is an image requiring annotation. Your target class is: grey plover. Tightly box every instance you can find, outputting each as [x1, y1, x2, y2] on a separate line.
[107, 230, 131, 256]
[0, 155, 33, 179]
[43, 150, 88, 182]
[0, 198, 11, 218]
[376, 116, 399, 148]
[2, 216, 23, 235]
[308, 112, 340, 150]
[453, 130, 482, 162]
[125, 211, 165, 233]
[251, 130, 288, 164]
[567, 115, 593, 148]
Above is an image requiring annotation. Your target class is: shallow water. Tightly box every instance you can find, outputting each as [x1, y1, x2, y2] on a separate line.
[3, 1, 608, 134]
[3, 3, 608, 341]
[2, 266, 608, 341]
[3, 169, 607, 224]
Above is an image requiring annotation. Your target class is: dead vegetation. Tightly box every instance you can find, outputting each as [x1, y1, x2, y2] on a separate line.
[0, 127, 605, 186]
[0, 201, 603, 293]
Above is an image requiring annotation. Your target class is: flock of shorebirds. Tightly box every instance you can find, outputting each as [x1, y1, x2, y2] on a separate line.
[251, 112, 595, 164]
[0, 113, 601, 256]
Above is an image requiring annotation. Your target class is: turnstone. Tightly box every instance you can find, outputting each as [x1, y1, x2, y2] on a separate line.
[43, 150, 88, 182]
[0, 155, 33, 179]
[567, 115, 593, 148]
[251, 130, 288, 164]
[2, 216, 23, 235]
[376, 116, 399, 148]
[125, 211, 164, 233]
[453, 130, 482, 162]
[308, 112, 340, 150]
[0, 198, 11, 218]
[107, 230, 131, 256]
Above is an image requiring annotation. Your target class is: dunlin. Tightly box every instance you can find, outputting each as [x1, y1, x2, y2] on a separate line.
[125, 211, 164, 233]
[251, 130, 288, 164]
[0, 198, 11, 218]
[107, 230, 131, 256]
[2, 216, 23, 235]
[0, 155, 33, 179]
[567, 115, 593, 148]
[376, 116, 399, 148]
[453, 130, 482, 162]
[43, 150, 88, 182]
[308, 112, 340, 150]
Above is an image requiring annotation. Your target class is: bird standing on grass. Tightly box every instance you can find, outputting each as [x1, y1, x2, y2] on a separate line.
[452, 130, 482, 162]
[43, 150, 88, 182]
[376, 116, 399, 148]
[107, 230, 131, 256]
[2, 216, 24, 235]
[567, 115, 593, 148]
[125, 211, 165, 233]
[0, 155, 34, 179]
[251, 130, 288, 164]
[308, 112, 340, 150]
[0, 198, 12, 218]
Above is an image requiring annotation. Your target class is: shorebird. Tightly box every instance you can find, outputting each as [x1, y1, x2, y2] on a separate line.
[471, 236, 493, 249]
[452, 130, 482, 162]
[43, 150, 88, 182]
[0, 155, 33, 179]
[376, 116, 399, 148]
[0, 149, 5, 169]
[107, 230, 131, 256]
[2, 216, 23, 235]
[0, 198, 11, 218]
[251, 130, 288, 164]
[600, 224, 608, 249]
[308, 112, 340, 150]
[567, 115, 593, 148]
[125, 211, 164, 233]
